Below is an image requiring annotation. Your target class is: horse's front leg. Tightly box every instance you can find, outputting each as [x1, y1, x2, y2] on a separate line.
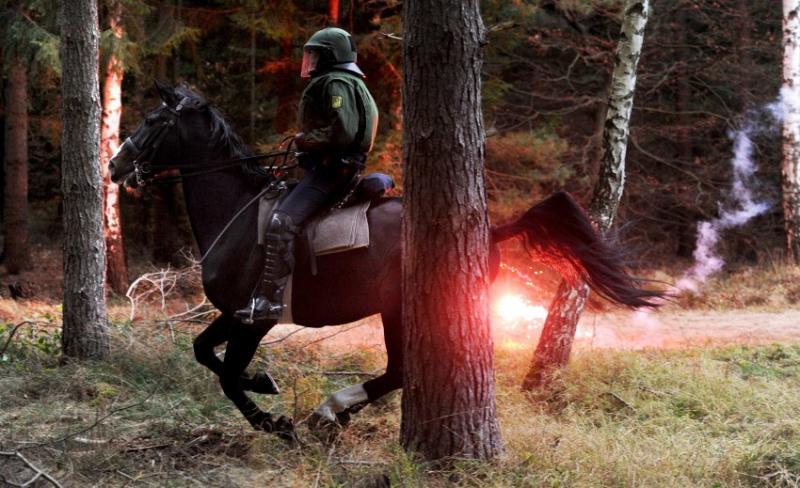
[218, 322, 294, 438]
[193, 314, 279, 394]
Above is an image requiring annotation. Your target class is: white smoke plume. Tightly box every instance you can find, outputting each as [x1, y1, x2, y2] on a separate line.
[676, 92, 790, 292]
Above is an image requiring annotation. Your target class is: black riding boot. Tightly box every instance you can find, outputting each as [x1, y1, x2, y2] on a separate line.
[235, 212, 297, 324]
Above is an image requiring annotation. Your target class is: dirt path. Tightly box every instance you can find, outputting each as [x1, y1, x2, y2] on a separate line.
[269, 308, 800, 352]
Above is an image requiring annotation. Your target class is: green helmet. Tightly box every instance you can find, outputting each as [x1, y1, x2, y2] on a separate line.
[301, 27, 364, 78]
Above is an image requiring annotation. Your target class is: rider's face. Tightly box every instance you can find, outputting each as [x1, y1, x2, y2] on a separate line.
[300, 48, 319, 78]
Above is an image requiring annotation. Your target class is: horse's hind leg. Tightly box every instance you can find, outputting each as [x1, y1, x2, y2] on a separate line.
[218, 322, 293, 436]
[193, 314, 279, 394]
[313, 306, 403, 423]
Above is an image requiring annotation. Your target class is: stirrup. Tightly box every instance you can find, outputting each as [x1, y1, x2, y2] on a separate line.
[235, 296, 284, 324]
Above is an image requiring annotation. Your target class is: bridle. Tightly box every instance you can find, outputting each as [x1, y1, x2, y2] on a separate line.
[121, 95, 303, 264]
[124, 96, 296, 188]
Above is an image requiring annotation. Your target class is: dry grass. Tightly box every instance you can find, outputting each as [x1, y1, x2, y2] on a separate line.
[2, 318, 800, 487]
[2, 250, 800, 486]
[677, 266, 800, 311]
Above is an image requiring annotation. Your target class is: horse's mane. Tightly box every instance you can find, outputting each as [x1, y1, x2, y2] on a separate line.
[174, 85, 251, 160]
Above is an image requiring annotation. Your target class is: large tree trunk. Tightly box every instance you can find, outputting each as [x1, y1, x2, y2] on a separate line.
[328, 0, 340, 25]
[523, 0, 650, 390]
[400, 0, 502, 461]
[61, 0, 110, 359]
[782, 0, 800, 263]
[3, 59, 29, 274]
[100, 0, 129, 294]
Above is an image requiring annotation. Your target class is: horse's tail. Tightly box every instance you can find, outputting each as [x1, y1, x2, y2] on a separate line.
[492, 191, 663, 309]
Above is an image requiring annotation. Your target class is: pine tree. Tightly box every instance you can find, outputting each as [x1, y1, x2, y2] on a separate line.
[61, 0, 110, 359]
[99, 0, 129, 294]
[400, 0, 502, 460]
[3, 57, 28, 274]
[0, 1, 60, 274]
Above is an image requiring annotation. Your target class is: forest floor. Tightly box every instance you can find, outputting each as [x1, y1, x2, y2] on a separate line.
[1, 256, 800, 486]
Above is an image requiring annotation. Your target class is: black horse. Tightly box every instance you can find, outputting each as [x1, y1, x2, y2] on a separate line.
[109, 84, 661, 437]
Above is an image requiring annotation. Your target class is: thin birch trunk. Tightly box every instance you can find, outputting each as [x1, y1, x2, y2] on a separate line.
[782, 0, 800, 263]
[61, 0, 110, 360]
[523, 0, 650, 390]
[100, 0, 129, 294]
[3, 59, 29, 274]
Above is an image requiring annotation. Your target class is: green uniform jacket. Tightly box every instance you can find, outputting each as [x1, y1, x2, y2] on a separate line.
[297, 69, 379, 156]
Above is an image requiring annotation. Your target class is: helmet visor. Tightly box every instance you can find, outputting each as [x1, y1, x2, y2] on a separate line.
[300, 48, 319, 78]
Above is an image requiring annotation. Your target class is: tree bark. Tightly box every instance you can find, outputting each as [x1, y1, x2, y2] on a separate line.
[328, 0, 340, 25]
[782, 0, 800, 263]
[3, 59, 29, 274]
[100, 0, 129, 294]
[523, 0, 650, 390]
[400, 0, 502, 461]
[60, 0, 110, 360]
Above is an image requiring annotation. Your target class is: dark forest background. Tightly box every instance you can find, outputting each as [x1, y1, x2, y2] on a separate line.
[0, 0, 785, 272]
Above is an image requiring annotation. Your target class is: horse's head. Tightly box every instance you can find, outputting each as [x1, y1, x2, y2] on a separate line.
[109, 82, 227, 187]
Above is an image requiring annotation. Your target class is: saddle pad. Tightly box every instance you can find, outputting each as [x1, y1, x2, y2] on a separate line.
[306, 201, 371, 256]
[257, 196, 371, 256]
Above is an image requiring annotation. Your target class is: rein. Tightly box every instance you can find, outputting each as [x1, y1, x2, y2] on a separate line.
[125, 96, 299, 264]
[197, 178, 288, 265]
[134, 149, 294, 186]
[128, 97, 295, 187]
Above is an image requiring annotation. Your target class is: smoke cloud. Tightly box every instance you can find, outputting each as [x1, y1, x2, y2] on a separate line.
[676, 92, 788, 292]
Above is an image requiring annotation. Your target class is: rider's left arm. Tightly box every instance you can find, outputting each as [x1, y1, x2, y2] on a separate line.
[296, 80, 359, 153]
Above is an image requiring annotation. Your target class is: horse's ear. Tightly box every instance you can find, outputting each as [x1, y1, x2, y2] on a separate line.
[154, 80, 177, 106]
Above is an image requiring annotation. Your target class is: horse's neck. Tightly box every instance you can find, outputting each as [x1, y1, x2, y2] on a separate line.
[180, 168, 257, 256]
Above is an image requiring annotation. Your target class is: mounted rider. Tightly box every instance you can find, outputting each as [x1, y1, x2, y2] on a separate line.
[235, 27, 379, 324]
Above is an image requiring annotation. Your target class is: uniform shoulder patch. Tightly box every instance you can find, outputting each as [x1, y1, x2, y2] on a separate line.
[331, 95, 343, 109]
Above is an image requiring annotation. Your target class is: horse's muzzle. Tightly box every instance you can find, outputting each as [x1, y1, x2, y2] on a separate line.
[109, 138, 138, 184]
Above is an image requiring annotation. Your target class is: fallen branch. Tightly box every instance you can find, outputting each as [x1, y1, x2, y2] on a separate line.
[263, 327, 306, 345]
[125, 259, 203, 321]
[123, 442, 173, 452]
[333, 458, 384, 466]
[24, 391, 156, 449]
[604, 391, 636, 412]
[315, 369, 381, 378]
[313, 442, 337, 488]
[0, 451, 63, 488]
[298, 323, 367, 349]
[380, 32, 403, 41]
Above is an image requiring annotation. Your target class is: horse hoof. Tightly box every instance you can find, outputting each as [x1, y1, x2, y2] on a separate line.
[246, 371, 280, 394]
[307, 413, 343, 444]
[336, 410, 352, 425]
[251, 412, 297, 442]
[274, 415, 298, 443]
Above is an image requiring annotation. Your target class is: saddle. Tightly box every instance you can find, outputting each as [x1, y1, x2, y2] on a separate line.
[256, 172, 393, 324]
[257, 172, 394, 257]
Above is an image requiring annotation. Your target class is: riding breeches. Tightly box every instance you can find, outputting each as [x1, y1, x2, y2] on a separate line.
[274, 164, 357, 226]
